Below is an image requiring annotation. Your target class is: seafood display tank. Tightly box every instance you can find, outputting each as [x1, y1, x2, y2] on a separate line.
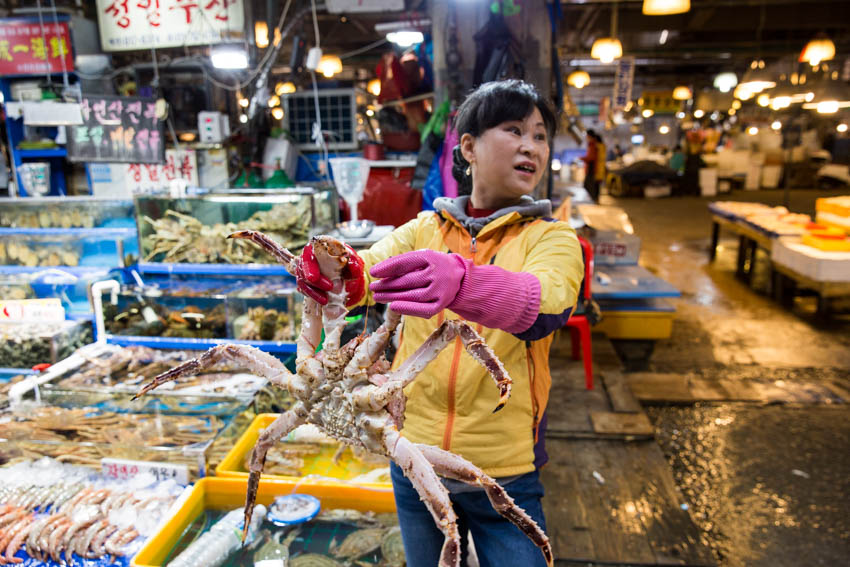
[135, 190, 337, 265]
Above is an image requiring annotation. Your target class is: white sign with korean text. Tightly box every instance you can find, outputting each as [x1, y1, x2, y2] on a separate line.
[125, 148, 199, 194]
[96, 0, 245, 51]
[612, 56, 635, 111]
[102, 457, 190, 485]
[0, 298, 65, 322]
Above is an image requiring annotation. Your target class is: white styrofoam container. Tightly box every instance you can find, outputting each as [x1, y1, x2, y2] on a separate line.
[771, 238, 850, 282]
[761, 165, 782, 189]
[745, 165, 762, 190]
[699, 168, 718, 196]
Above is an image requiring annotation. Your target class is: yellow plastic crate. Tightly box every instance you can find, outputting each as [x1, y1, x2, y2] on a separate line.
[132, 477, 396, 567]
[216, 413, 393, 490]
[595, 300, 676, 340]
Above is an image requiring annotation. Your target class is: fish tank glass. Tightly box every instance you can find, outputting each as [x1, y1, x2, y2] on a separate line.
[0, 228, 138, 268]
[0, 197, 135, 229]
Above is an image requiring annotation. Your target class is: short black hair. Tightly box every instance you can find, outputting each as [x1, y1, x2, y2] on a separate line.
[452, 80, 556, 193]
[455, 80, 556, 142]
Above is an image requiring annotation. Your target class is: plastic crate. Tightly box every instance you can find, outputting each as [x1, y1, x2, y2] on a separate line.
[216, 413, 393, 490]
[131, 477, 396, 567]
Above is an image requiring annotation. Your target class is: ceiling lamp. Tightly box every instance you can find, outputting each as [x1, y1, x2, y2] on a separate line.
[672, 86, 692, 100]
[591, 38, 622, 64]
[271, 107, 284, 120]
[734, 85, 754, 100]
[642, 108, 654, 118]
[568, 69, 591, 89]
[268, 95, 280, 108]
[731, 100, 742, 110]
[693, 109, 705, 118]
[757, 93, 771, 107]
[211, 44, 249, 69]
[771, 121, 782, 130]
[316, 54, 343, 78]
[837, 123, 848, 133]
[659, 124, 671, 134]
[802, 78, 850, 114]
[739, 60, 776, 93]
[800, 34, 835, 67]
[367, 78, 381, 96]
[275, 81, 296, 95]
[642, 0, 690, 15]
[592, 2, 622, 64]
[254, 21, 269, 49]
[714, 72, 738, 93]
[747, 126, 759, 136]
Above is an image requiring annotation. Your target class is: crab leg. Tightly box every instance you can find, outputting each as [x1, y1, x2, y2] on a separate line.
[415, 443, 553, 567]
[133, 344, 294, 400]
[390, 320, 512, 412]
[343, 309, 402, 386]
[227, 230, 298, 270]
[384, 429, 461, 567]
[242, 406, 307, 542]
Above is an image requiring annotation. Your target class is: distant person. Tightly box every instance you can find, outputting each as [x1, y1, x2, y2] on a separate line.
[581, 129, 599, 200]
[669, 144, 685, 174]
[594, 133, 607, 197]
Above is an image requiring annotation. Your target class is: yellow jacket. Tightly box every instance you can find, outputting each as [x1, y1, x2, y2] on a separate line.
[358, 196, 583, 477]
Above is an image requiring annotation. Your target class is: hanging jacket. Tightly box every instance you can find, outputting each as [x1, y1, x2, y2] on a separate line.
[357, 196, 584, 477]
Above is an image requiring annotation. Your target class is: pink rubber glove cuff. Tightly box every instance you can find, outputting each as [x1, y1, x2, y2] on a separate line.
[448, 260, 541, 334]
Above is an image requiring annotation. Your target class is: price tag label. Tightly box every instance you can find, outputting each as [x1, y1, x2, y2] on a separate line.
[0, 298, 65, 322]
[101, 457, 189, 485]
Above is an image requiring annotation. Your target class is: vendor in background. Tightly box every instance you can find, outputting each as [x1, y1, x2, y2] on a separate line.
[297, 79, 584, 567]
[581, 129, 602, 201]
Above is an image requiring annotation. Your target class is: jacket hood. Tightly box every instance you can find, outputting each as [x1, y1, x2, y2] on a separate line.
[433, 195, 552, 237]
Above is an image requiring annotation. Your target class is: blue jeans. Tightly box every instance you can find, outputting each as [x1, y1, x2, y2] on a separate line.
[390, 462, 549, 567]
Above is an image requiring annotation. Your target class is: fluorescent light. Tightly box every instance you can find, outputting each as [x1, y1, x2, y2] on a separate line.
[659, 29, 668, 45]
[817, 100, 839, 114]
[211, 44, 249, 69]
[387, 31, 424, 47]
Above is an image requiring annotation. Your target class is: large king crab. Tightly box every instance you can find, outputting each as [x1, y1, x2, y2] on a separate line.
[134, 231, 553, 567]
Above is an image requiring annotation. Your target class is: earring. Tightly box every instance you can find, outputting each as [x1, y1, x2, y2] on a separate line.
[465, 165, 471, 176]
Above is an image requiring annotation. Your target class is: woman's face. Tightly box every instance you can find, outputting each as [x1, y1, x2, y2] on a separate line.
[462, 107, 550, 203]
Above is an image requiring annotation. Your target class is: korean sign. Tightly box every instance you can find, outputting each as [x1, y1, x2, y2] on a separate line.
[0, 19, 73, 76]
[97, 0, 245, 51]
[67, 95, 165, 164]
[127, 149, 199, 192]
[612, 56, 635, 111]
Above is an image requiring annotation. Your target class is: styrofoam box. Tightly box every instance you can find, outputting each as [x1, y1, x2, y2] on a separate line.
[699, 168, 718, 196]
[762, 165, 782, 189]
[772, 238, 850, 282]
[644, 184, 671, 199]
[745, 165, 762, 190]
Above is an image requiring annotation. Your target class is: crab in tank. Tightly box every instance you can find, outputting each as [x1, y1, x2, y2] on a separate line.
[134, 230, 553, 567]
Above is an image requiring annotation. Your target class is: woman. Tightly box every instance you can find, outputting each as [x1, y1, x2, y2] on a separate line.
[298, 80, 584, 566]
[581, 129, 599, 201]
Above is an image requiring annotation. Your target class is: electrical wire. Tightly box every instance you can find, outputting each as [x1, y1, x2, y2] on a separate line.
[340, 38, 389, 60]
[48, 0, 70, 93]
[310, 0, 321, 49]
[35, 0, 51, 86]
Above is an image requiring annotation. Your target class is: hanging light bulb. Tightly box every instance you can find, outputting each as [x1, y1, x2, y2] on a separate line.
[567, 69, 591, 89]
[800, 34, 835, 67]
[747, 126, 759, 135]
[642, 0, 690, 15]
[771, 121, 782, 130]
[591, 38, 623, 64]
[316, 55, 343, 78]
[642, 108, 654, 118]
[672, 86, 692, 100]
[367, 78, 381, 97]
[757, 93, 771, 107]
[254, 21, 269, 49]
[268, 95, 280, 108]
[734, 85, 754, 101]
[659, 124, 671, 134]
[714, 72, 738, 93]
[837, 123, 848, 133]
[731, 100, 742, 110]
[694, 109, 705, 118]
[271, 107, 284, 120]
[592, 3, 622, 64]
[275, 82, 296, 95]
[238, 97, 249, 108]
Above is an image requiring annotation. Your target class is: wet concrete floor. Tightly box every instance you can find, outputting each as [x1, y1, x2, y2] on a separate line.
[605, 189, 850, 566]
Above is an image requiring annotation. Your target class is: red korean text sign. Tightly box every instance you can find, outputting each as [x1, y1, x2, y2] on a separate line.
[0, 19, 73, 76]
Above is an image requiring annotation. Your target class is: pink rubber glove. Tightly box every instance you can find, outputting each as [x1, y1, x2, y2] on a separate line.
[370, 250, 467, 318]
[370, 250, 541, 333]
